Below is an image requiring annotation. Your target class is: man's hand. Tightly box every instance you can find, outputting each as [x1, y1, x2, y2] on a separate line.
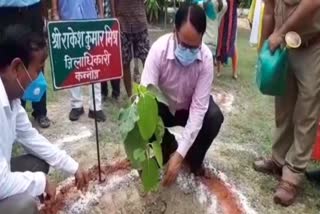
[268, 31, 284, 52]
[75, 168, 89, 191]
[44, 177, 56, 202]
[162, 152, 184, 186]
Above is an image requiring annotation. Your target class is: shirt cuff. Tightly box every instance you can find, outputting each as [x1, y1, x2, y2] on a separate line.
[62, 157, 79, 175]
[31, 172, 47, 197]
[176, 142, 190, 158]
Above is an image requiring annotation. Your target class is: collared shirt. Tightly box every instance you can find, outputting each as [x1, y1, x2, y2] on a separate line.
[58, 0, 98, 20]
[0, 78, 78, 200]
[0, 0, 39, 7]
[141, 33, 214, 157]
[114, 0, 148, 33]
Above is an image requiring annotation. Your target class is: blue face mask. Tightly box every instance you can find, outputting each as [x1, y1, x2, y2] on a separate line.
[174, 44, 200, 67]
[17, 66, 48, 102]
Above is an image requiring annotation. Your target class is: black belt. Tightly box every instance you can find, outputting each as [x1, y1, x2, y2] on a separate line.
[300, 34, 320, 48]
[0, 2, 40, 14]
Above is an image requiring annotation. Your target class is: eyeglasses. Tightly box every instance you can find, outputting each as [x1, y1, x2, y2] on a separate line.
[179, 43, 200, 54]
[176, 34, 201, 53]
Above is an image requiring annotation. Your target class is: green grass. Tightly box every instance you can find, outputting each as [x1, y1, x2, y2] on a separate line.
[45, 60, 57, 103]
[215, 29, 274, 154]
[213, 29, 320, 214]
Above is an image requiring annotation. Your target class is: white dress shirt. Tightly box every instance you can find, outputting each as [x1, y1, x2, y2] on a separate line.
[0, 78, 79, 200]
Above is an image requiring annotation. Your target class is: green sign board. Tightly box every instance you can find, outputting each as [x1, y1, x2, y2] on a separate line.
[48, 19, 122, 90]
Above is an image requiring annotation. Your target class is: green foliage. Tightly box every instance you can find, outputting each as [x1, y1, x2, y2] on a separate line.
[119, 84, 169, 192]
[145, 0, 161, 22]
[119, 105, 139, 139]
[137, 93, 158, 140]
[147, 85, 169, 106]
[151, 142, 163, 166]
[141, 158, 160, 192]
[239, 0, 252, 8]
[123, 125, 147, 168]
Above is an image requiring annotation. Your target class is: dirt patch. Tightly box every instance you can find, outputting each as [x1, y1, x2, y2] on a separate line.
[40, 160, 131, 214]
[97, 177, 209, 214]
[40, 159, 250, 214]
[203, 176, 243, 214]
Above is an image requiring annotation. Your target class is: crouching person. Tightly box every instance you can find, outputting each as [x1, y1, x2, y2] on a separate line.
[0, 25, 88, 214]
[141, 4, 224, 186]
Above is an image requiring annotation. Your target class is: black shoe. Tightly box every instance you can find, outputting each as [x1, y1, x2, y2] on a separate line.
[112, 94, 119, 101]
[69, 107, 84, 121]
[306, 170, 320, 184]
[88, 110, 106, 122]
[36, 115, 51, 129]
[102, 95, 108, 102]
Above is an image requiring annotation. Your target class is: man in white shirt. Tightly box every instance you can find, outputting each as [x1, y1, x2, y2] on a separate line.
[0, 25, 88, 214]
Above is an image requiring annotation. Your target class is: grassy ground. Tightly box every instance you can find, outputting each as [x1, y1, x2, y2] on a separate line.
[215, 28, 274, 155]
[210, 29, 320, 213]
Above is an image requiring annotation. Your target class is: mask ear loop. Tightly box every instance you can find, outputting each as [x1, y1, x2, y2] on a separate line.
[21, 63, 34, 82]
[16, 78, 25, 92]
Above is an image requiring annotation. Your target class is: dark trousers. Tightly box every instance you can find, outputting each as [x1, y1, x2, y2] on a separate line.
[11, 154, 49, 174]
[159, 97, 224, 171]
[0, 155, 49, 214]
[0, 2, 47, 117]
[101, 79, 121, 98]
[21, 92, 47, 118]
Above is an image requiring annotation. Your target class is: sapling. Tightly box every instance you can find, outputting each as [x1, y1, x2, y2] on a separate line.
[119, 83, 169, 192]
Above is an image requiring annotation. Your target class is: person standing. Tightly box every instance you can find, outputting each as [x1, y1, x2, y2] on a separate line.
[216, 0, 239, 79]
[141, 4, 224, 185]
[249, 0, 265, 49]
[0, 24, 88, 214]
[253, 0, 320, 206]
[195, 0, 228, 60]
[101, 0, 121, 101]
[113, 0, 150, 97]
[0, 0, 51, 128]
[51, 0, 106, 122]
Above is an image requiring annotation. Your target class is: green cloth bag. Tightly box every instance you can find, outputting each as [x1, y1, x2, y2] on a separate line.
[256, 41, 288, 96]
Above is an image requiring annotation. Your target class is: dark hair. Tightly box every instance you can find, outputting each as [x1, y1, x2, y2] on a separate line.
[0, 24, 46, 71]
[175, 3, 207, 35]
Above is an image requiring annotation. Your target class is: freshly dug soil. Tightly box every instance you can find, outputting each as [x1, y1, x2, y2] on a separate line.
[40, 160, 244, 214]
[40, 160, 131, 214]
[95, 178, 208, 214]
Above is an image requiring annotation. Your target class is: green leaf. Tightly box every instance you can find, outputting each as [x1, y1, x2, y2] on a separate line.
[119, 104, 139, 139]
[147, 84, 169, 106]
[151, 142, 163, 167]
[124, 125, 147, 169]
[155, 117, 165, 143]
[133, 83, 139, 95]
[138, 85, 148, 94]
[141, 158, 160, 192]
[137, 93, 158, 141]
[133, 148, 146, 162]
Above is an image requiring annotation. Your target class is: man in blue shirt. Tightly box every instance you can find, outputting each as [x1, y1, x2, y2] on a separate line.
[51, 0, 106, 122]
[0, 0, 51, 129]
